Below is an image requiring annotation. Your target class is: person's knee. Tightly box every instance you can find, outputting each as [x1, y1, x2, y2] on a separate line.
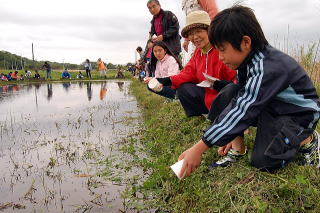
[177, 83, 197, 99]
[176, 83, 190, 93]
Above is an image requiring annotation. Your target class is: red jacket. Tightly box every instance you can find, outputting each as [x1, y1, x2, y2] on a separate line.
[170, 48, 236, 109]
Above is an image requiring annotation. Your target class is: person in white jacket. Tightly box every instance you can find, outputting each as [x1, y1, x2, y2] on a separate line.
[144, 41, 183, 99]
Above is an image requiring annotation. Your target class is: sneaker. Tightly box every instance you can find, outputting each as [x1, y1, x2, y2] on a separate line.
[298, 131, 320, 168]
[209, 148, 246, 169]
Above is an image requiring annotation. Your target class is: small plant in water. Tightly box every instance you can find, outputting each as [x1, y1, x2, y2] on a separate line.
[48, 157, 57, 168]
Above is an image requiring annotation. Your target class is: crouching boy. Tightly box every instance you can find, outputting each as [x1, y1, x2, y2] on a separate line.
[179, 5, 320, 176]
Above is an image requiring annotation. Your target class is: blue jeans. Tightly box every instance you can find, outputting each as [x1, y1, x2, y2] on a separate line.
[46, 70, 52, 79]
[148, 85, 176, 99]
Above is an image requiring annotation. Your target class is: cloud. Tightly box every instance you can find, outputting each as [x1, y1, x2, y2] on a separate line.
[0, 0, 319, 64]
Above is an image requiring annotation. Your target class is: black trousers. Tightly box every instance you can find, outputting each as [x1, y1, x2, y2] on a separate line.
[176, 83, 208, 117]
[86, 69, 91, 78]
[207, 84, 314, 172]
[176, 82, 240, 120]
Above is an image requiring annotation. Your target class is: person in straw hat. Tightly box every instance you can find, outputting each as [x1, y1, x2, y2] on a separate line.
[182, 0, 219, 52]
[155, 10, 236, 121]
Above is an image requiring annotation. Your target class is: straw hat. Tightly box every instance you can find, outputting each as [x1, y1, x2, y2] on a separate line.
[181, 10, 211, 38]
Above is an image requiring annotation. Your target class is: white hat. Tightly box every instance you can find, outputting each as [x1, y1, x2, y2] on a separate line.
[181, 10, 211, 38]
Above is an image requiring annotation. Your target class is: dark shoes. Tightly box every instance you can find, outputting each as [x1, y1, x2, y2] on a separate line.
[298, 131, 320, 168]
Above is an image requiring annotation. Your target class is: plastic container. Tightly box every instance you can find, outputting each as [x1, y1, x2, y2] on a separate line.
[148, 78, 163, 92]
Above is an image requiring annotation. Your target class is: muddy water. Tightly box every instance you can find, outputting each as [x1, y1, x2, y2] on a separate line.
[0, 81, 141, 212]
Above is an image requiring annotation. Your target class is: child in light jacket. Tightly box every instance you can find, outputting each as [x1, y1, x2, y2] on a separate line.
[144, 41, 183, 99]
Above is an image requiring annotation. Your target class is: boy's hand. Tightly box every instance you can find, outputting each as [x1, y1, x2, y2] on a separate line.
[178, 140, 209, 178]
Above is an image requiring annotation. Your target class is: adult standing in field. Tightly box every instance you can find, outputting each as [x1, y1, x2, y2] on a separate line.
[182, 0, 219, 52]
[42, 62, 52, 80]
[97, 58, 107, 79]
[84, 59, 92, 78]
[147, 0, 181, 58]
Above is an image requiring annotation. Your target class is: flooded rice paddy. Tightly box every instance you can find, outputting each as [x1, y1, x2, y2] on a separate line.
[0, 81, 143, 212]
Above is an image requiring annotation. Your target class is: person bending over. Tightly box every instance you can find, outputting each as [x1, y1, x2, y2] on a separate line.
[178, 5, 320, 177]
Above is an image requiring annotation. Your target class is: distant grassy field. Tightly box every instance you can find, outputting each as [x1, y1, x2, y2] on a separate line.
[116, 79, 320, 212]
[0, 69, 132, 85]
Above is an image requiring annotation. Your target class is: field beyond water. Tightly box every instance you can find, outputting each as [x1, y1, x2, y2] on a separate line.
[0, 69, 130, 85]
[126, 80, 320, 212]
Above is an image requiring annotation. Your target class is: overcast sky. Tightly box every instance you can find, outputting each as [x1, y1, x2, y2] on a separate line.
[0, 0, 319, 65]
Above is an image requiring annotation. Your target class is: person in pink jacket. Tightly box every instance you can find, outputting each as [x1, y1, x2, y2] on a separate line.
[144, 41, 183, 99]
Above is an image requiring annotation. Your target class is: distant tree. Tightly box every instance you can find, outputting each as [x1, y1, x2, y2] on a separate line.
[0, 51, 79, 70]
[107, 63, 116, 69]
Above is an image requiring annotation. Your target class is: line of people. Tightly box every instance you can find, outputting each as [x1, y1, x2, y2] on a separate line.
[135, 0, 320, 177]
[0, 70, 43, 81]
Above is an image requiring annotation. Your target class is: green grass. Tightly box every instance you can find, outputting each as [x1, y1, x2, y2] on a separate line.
[0, 69, 132, 85]
[123, 80, 320, 212]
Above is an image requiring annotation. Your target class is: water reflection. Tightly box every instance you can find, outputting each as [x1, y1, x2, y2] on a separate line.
[116, 81, 124, 92]
[78, 81, 84, 89]
[86, 82, 92, 101]
[62, 82, 71, 92]
[34, 83, 41, 90]
[99, 82, 107, 100]
[0, 80, 140, 212]
[47, 84, 53, 101]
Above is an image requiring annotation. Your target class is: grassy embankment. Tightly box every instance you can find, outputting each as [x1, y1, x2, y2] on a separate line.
[123, 79, 320, 212]
[0, 69, 131, 85]
[110, 48, 320, 213]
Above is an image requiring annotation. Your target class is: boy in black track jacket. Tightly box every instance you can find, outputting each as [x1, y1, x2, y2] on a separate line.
[178, 5, 320, 177]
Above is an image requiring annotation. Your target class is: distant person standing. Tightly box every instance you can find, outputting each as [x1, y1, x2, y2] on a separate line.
[97, 58, 107, 78]
[84, 59, 92, 78]
[181, 0, 219, 52]
[136, 46, 144, 60]
[42, 62, 52, 80]
[147, 0, 181, 57]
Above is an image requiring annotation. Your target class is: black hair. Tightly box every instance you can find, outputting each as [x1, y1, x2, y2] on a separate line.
[209, 5, 268, 51]
[86, 59, 90, 63]
[147, 0, 160, 6]
[150, 41, 183, 71]
[136, 46, 143, 52]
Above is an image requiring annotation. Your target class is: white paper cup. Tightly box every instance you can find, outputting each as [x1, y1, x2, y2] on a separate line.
[170, 159, 186, 179]
[148, 78, 162, 92]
